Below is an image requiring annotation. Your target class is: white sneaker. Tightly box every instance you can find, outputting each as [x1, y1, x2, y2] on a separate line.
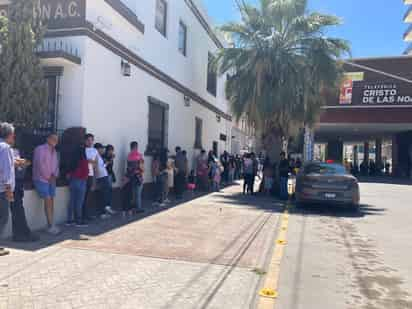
[47, 226, 61, 235]
[100, 214, 111, 220]
[164, 199, 171, 203]
[159, 203, 167, 207]
[105, 206, 116, 215]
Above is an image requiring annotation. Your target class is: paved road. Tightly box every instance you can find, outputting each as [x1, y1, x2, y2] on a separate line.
[277, 182, 412, 309]
[1, 181, 411, 309]
[0, 185, 282, 309]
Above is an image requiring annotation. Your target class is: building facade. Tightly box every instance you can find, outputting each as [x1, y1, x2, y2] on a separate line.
[316, 56, 412, 177]
[0, 0, 233, 237]
[0, 0, 232, 180]
[231, 116, 257, 155]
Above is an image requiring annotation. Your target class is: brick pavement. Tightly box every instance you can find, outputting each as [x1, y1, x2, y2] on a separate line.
[0, 184, 283, 309]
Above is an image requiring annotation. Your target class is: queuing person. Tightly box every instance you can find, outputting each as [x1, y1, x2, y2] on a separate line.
[210, 159, 221, 192]
[66, 145, 89, 227]
[243, 153, 254, 194]
[83, 134, 98, 221]
[0, 123, 16, 256]
[174, 147, 187, 199]
[11, 148, 38, 242]
[360, 160, 369, 176]
[250, 153, 259, 195]
[220, 151, 230, 184]
[151, 154, 160, 205]
[166, 159, 175, 203]
[234, 155, 242, 180]
[94, 143, 115, 218]
[104, 145, 116, 184]
[263, 158, 274, 196]
[154, 148, 169, 207]
[127, 141, 144, 213]
[32, 133, 60, 235]
[228, 155, 236, 184]
[279, 152, 290, 201]
[187, 170, 196, 195]
[196, 150, 209, 191]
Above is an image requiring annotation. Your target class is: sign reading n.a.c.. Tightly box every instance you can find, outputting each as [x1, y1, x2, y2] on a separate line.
[0, 0, 85, 29]
[352, 83, 412, 105]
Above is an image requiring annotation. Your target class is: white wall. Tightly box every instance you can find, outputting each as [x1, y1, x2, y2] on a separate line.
[86, 0, 229, 114]
[0, 188, 69, 239]
[80, 37, 230, 184]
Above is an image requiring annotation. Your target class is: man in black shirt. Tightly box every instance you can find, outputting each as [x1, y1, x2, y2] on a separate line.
[278, 152, 290, 201]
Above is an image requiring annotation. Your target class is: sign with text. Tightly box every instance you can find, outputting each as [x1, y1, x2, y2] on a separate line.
[0, 0, 85, 29]
[353, 83, 412, 106]
[339, 72, 364, 105]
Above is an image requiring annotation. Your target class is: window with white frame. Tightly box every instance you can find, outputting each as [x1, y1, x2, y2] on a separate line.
[155, 0, 167, 37]
[207, 52, 217, 97]
[178, 21, 187, 56]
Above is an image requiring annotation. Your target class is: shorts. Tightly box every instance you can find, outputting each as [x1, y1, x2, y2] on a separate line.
[264, 177, 274, 190]
[34, 180, 56, 199]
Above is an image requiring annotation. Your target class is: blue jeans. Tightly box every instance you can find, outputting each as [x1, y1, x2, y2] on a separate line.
[68, 178, 87, 223]
[0, 193, 10, 237]
[135, 184, 143, 210]
[280, 177, 289, 200]
[97, 176, 112, 214]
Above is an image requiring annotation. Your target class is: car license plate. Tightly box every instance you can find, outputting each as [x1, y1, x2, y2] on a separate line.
[325, 193, 336, 199]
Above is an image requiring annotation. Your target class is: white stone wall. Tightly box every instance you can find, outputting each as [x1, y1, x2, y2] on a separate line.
[1, 188, 70, 239]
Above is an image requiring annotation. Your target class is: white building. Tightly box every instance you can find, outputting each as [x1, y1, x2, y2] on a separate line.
[231, 116, 257, 155]
[0, 0, 232, 237]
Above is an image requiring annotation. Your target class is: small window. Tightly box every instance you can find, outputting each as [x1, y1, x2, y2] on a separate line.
[155, 0, 167, 37]
[178, 21, 187, 56]
[194, 117, 203, 149]
[207, 52, 217, 97]
[148, 97, 169, 154]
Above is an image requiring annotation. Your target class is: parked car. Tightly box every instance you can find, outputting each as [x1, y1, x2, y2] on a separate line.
[295, 162, 360, 209]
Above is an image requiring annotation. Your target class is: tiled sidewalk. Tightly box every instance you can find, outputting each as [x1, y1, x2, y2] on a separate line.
[0, 185, 283, 309]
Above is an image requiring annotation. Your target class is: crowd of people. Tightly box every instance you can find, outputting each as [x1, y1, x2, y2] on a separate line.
[0, 122, 247, 256]
[0, 121, 305, 258]
[345, 158, 390, 176]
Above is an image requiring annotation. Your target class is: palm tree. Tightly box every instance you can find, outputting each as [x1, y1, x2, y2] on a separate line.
[216, 0, 350, 160]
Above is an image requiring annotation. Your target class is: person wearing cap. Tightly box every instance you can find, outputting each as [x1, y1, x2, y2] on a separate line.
[32, 133, 60, 235]
[94, 143, 115, 219]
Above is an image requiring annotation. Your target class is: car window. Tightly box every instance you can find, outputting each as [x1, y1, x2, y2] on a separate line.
[304, 163, 347, 175]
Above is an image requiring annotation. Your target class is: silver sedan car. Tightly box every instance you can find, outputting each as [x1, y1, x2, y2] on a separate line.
[295, 162, 360, 209]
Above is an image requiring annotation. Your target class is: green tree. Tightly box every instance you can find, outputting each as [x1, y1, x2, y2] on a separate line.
[217, 0, 350, 159]
[0, 0, 47, 128]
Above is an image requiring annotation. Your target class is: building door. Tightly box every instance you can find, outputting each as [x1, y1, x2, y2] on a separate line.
[213, 141, 218, 157]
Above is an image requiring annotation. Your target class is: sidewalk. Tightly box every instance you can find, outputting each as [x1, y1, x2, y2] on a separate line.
[0, 184, 284, 309]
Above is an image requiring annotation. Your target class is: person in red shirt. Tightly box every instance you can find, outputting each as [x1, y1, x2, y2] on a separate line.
[66, 146, 89, 227]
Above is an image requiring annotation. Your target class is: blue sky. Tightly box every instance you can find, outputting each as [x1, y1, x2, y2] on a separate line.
[203, 0, 407, 58]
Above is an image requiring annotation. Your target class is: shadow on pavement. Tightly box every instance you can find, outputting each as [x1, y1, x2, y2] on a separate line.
[213, 192, 286, 213]
[291, 203, 386, 219]
[358, 177, 412, 186]
[0, 190, 212, 252]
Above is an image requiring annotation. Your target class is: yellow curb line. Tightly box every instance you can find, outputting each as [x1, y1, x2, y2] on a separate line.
[257, 209, 289, 309]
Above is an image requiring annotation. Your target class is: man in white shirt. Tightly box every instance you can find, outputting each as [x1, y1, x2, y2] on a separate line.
[94, 143, 115, 219]
[0, 123, 16, 256]
[83, 133, 98, 221]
